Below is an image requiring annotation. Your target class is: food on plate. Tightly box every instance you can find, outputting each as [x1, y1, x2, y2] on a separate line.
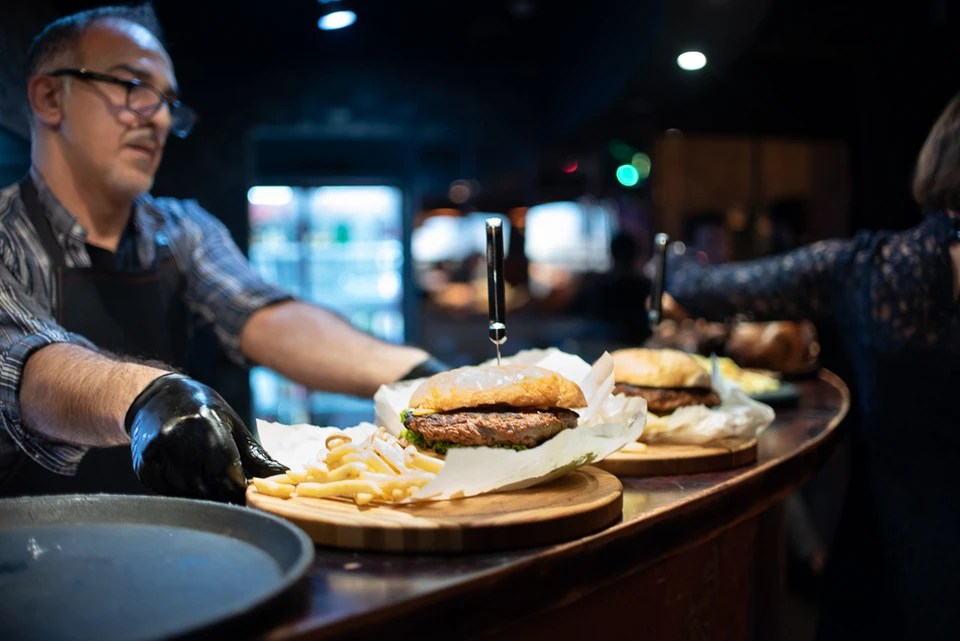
[252, 428, 443, 505]
[620, 441, 648, 453]
[400, 364, 588, 455]
[725, 321, 818, 373]
[690, 354, 781, 396]
[611, 348, 721, 414]
[646, 316, 819, 374]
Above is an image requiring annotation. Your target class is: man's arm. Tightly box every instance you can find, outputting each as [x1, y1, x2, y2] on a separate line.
[19, 343, 168, 447]
[240, 300, 429, 397]
[19, 343, 286, 502]
[174, 200, 432, 396]
[0, 251, 162, 472]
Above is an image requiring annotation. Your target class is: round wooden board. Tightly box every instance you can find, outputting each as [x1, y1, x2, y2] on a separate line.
[595, 437, 758, 477]
[246, 466, 623, 553]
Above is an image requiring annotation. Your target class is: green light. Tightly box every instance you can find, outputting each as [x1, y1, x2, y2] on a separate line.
[631, 152, 652, 179]
[608, 140, 635, 162]
[616, 164, 640, 187]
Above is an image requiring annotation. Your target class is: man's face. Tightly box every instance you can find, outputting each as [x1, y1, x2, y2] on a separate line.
[55, 20, 177, 197]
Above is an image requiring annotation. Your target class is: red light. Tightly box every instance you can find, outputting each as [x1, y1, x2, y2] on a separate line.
[562, 160, 579, 174]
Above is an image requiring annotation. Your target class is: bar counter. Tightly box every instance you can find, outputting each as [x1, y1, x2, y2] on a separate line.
[260, 370, 849, 641]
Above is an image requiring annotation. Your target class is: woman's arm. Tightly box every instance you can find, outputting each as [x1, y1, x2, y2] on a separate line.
[667, 239, 853, 323]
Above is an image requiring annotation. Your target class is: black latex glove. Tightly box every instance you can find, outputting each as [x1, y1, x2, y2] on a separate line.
[125, 373, 287, 504]
[399, 356, 449, 381]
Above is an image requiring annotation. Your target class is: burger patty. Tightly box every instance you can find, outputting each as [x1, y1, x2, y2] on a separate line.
[613, 383, 721, 414]
[403, 406, 579, 447]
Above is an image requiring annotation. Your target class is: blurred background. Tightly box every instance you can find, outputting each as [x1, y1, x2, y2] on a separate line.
[2, 1, 958, 635]
[1, 0, 956, 426]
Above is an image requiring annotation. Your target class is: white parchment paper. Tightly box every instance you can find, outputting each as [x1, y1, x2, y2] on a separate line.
[257, 349, 646, 502]
[638, 357, 776, 445]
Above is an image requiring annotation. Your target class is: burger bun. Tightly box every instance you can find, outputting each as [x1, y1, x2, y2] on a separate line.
[612, 348, 712, 389]
[409, 364, 587, 413]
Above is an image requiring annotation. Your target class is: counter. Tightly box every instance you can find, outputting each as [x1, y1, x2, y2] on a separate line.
[262, 370, 849, 641]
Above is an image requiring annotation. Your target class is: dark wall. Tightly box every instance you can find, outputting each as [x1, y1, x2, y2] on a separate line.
[0, 127, 29, 186]
[152, 55, 545, 240]
[636, 1, 960, 234]
[0, 3, 54, 140]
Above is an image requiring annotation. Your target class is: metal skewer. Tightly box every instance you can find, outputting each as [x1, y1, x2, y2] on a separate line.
[648, 232, 670, 331]
[485, 217, 507, 365]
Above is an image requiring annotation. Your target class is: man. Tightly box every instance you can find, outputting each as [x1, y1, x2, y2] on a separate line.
[0, 4, 444, 503]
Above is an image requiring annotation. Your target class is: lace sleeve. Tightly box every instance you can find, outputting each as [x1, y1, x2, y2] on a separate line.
[667, 239, 854, 323]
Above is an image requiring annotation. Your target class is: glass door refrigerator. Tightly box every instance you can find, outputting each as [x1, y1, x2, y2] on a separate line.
[247, 184, 407, 428]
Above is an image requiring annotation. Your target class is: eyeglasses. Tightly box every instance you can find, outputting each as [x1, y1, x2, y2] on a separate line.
[49, 68, 197, 139]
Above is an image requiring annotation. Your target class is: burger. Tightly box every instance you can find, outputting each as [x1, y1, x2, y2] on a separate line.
[611, 348, 721, 414]
[400, 364, 588, 454]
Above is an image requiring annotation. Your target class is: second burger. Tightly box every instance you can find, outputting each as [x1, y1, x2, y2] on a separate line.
[611, 348, 721, 414]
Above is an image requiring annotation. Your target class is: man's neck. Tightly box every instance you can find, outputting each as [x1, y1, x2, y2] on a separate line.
[32, 156, 132, 251]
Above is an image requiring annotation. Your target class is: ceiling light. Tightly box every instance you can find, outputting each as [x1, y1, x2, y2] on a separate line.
[319, 10, 356, 30]
[677, 51, 707, 71]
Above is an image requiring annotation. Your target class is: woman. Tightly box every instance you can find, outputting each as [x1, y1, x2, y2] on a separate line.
[664, 95, 960, 640]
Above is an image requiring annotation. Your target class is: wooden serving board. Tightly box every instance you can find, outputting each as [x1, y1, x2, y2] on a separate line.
[246, 466, 622, 553]
[596, 437, 758, 477]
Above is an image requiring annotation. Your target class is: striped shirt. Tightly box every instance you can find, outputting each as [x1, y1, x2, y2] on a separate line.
[0, 170, 291, 477]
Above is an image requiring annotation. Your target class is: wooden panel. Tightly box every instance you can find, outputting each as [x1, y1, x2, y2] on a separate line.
[809, 141, 852, 238]
[652, 133, 851, 246]
[761, 139, 811, 202]
[654, 134, 688, 240]
[684, 137, 754, 212]
[596, 437, 758, 476]
[247, 466, 623, 553]
[476, 514, 759, 641]
[653, 135, 753, 240]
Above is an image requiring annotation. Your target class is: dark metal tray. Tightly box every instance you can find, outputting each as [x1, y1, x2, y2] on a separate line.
[0, 494, 313, 641]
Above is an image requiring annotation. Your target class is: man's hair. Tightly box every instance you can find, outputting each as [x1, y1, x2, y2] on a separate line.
[913, 92, 960, 213]
[25, 3, 164, 79]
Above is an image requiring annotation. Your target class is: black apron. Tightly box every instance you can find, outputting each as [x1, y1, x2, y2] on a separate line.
[0, 177, 189, 496]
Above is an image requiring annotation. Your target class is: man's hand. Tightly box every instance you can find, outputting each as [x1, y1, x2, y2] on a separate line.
[125, 373, 286, 504]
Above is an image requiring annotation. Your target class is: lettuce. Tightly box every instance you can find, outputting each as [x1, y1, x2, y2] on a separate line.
[399, 429, 528, 455]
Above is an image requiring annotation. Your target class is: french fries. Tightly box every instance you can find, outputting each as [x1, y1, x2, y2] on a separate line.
[253, 476, 296, 497]
[620, 441, 648, 454]
[691, 354, 781, 395]
[253, 427, 444, 506]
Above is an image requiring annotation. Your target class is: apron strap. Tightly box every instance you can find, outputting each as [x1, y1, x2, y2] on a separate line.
[18, 175, 67, 269]
[19, 174, 177, 272]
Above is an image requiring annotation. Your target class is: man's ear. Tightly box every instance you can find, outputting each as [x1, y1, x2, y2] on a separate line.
[27, 75, 66, 128]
